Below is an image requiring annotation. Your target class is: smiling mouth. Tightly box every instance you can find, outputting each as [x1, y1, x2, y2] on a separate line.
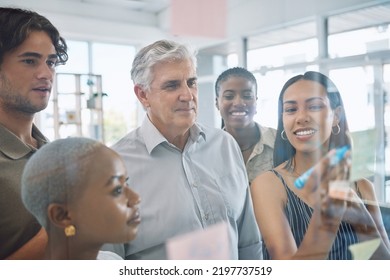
[230, 111, 247, 116]
[295, 129, 316, 136]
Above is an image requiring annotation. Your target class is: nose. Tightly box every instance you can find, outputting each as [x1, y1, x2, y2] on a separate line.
[36, 62, 54, 81]
[179, 84, 194, 102]
[296, 108, 310, 124]
[233, 95, 245, 106]
[126, 186, 141, 207]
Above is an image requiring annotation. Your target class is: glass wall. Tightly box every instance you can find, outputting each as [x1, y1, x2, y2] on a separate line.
[38, 40, 136, 145]
[328, 25, 390, 58]
[220, 3, 390, 203]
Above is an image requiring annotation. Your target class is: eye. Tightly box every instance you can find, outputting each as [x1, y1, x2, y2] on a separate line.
[112, 186, 123, 196]
[308, 104, 324, 111]
[243, 95, 255, 100]
[223, 94, 234, 100]
[283, 106, 297, 114]
[187, 79, 197, 88]
[47, 59, 58, 69]
[22, 59, 36, 65]
[164, 82, 180, 91]
[111, 177, 129, 196]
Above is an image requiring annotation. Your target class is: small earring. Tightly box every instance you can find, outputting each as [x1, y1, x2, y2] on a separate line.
[281, 130, 287, 140]
[64, 225, 76, 237]
[332, 124, 340, 135]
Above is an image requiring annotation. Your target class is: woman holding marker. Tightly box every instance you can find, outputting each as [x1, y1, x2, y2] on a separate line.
[250, 71, 390, 259]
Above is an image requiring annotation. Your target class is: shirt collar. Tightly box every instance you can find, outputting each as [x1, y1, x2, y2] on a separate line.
[0, 124, 48, 159]
[140, 116, 205, 154]
[256, 123, 275, 148]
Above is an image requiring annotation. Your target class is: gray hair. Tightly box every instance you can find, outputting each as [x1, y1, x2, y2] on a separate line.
[21, 137, 104, 229]
[131, 39, 197, 91]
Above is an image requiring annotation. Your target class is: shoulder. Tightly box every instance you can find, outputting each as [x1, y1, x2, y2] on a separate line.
[198, 123, 238, 147]
[251, 166, 288, 198]
[110, 128, 140, 151]
[251, 169, 282, 193]
[256, 123, 277, 146]
[97, 250, 123, 260]
[198, 123, 229, 137]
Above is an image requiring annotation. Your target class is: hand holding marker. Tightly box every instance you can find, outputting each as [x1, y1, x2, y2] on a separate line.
[294, 146, 350, 189]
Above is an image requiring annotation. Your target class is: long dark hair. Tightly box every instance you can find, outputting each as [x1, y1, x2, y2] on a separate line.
[273, 71, 350, 169]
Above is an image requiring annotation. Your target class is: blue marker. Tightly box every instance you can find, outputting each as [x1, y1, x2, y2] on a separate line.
[294, 145, 350, 189]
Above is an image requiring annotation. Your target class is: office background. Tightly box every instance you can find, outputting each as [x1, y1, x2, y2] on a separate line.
[1, 0, 389, 202]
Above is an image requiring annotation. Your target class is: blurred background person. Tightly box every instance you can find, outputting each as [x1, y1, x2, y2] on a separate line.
[215, 67, 276, 184]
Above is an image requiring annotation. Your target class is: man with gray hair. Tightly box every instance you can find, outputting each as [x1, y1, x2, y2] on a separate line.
[106, 39, 262, 259]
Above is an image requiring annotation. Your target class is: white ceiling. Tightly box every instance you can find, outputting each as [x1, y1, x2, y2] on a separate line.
[65, 0, 170, 13]
[1, 0, 389, 54]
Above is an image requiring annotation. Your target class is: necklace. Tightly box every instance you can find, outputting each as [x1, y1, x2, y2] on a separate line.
[236, 124, 260, 152]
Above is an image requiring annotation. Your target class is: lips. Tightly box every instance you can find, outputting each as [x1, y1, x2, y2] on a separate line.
[32, 84, 51, 93]
[32, 88, 50, 93]
[177, 108, 193, 111]
[230, 110, 248, 116]
[127, 210, 141, 225]
[33, 81, 51, 89]
[294, 128, 316, 136]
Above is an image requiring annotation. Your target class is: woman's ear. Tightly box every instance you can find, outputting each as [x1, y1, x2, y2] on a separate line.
[215, 97, 220, 110]
[134, 84, 150, 109]
[47, 203, 72, 229]
[333, 106, 342, 126]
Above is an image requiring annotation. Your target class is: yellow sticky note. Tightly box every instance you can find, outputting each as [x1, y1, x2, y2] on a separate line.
[349, 128, 376, 182]
[348, 238, 381, 260]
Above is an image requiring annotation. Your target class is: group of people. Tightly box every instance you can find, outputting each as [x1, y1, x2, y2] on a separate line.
[1, 7, 389, 260]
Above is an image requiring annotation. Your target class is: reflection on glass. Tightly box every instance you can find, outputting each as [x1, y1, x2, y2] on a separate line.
[247, 38, 318, 71]
[329, 25, 390, 58]
[91, 42, 137, 145]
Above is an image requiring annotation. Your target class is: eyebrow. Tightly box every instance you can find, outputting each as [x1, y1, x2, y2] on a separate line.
[283, 96, 324, 105]
[105, 175, 125, 186]
[18, 52, 58, 60]
[188, 77, 197, 82]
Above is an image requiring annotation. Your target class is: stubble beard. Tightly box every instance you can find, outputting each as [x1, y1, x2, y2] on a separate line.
[0, 74, 48, 115]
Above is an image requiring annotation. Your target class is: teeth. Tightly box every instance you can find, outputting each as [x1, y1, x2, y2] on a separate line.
[296, 130, 315, 136]
[231, 112, 246, 116]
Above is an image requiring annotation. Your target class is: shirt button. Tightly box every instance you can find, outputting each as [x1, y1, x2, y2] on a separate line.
[192, 182, 197, 188]
[204, 213, 209, 220]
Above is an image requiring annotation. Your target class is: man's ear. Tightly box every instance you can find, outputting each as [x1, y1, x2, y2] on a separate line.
[47, 203, 72, 229]
[134, 84, 150, 109]
[215, 97, 220, 110]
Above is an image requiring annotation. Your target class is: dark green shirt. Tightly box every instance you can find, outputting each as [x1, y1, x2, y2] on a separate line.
[0, 124, 48, 259]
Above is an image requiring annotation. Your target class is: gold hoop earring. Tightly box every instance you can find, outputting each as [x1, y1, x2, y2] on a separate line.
[281, 130, 287, 140]
[332, 124, 340, 135]
[64, 225, 76, 237]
